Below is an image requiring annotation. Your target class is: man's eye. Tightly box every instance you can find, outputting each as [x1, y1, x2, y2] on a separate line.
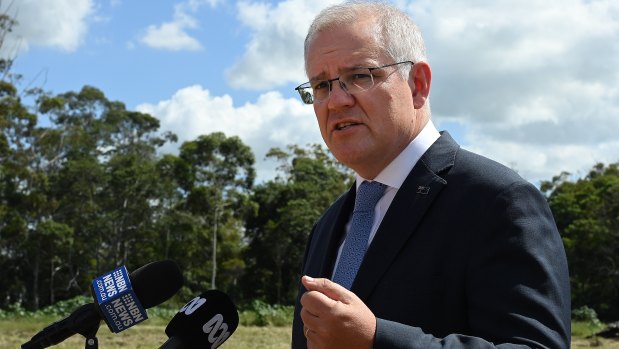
[350, 73, 372, 80]
[349, 73, 372, 82]
[312, 81, 329, 90]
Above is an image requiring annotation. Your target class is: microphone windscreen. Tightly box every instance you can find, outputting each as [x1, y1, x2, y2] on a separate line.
[130, 260, 183, 308]
[164, 290, 239, 348]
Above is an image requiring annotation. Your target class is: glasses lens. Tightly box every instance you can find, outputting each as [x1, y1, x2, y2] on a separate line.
[296, 67, 378, 105]
[299, 89, 314, 104]
[342, 68, 374, 93]
[296, 83, 314, 105]
[311, 80, 331, 103]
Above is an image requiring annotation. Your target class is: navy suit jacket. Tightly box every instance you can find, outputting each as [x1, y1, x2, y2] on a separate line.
[291, 132, 571, 349]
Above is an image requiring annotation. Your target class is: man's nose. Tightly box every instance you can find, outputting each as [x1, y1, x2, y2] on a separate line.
[327, 80, 354, 109]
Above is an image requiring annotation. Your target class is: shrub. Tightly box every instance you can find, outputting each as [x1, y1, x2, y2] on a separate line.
[573, 305, 602, 326]
[239, 300, 293, 327]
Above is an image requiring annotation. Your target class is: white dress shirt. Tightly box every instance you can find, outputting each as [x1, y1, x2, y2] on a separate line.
[332, 120, 440, 276]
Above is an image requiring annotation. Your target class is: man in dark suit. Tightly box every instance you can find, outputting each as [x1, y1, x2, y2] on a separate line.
[291, 1, 570, 349]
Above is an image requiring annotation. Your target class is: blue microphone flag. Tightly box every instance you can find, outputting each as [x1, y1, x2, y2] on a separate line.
[91, 265, 148, 333]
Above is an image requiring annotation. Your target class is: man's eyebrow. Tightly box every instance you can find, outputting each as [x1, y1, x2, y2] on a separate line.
[308, 72, 328, 82]
[308, 65, 371, 81]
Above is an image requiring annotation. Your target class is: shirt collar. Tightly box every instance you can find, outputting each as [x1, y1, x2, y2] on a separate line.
[356, 120, 440, 190]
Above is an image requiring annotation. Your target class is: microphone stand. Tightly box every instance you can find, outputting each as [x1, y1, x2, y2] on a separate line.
[78, 321, 100, 349]
[21, 303, 103, 349]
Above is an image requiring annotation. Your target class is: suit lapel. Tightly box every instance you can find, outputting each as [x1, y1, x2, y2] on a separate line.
[351, 132, 459, 300]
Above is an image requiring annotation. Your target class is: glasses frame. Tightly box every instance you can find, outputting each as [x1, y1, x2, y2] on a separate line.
[295, 60, 414, 105]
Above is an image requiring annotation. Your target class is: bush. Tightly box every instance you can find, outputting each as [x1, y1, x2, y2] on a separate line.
[239, 300, 293, 327]
[572, 305, 605, 345]
[0, 295, 177, 322]
[0, 302, 28, 319]
[146, 304, 179, 322]
[573, 305, 602, 325]
[36, 296, 93, 318]
[0, 296, 93, 319]
[1, 296, 294, 328]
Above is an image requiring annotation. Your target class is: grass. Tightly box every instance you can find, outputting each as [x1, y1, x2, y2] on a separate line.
[571, 321, 619, 349]
[0, 297, 295, 348]
[3, 318, 619, 348]
[1, 317, 291, 349]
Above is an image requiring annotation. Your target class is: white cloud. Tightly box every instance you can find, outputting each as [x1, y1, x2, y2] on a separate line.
[0, 0, 94, 57]
[139, 0, 219, 51]
[132, 0, 619, 185]
[136, 85, 322, 182]
[226, 0, 341, 90]
[464, 137, 619, 185]
[402, 0, 619, 182]
[408, 0, 619, 134]
[141, 20, 202, 51]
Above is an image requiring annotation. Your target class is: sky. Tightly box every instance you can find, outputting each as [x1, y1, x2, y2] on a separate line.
[1, 0, 618, 186]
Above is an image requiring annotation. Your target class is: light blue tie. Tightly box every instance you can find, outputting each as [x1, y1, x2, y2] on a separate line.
[333, 181, 386, 290]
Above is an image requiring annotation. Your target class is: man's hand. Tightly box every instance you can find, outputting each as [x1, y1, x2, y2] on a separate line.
[300, 276, 376, 349]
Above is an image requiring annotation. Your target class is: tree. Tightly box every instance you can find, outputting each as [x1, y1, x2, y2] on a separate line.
[242, 144, 352, 304]
[175, 132, 256, 296]
[27, 220, 74, 305]
[542, 163, 619, 320]
[0, 76, 50, 308]
[0, 10, 76, 308]
[0, 4, 17, 78]
[27, 86, 175, 306]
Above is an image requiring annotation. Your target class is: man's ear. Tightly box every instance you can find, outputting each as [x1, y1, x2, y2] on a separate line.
[408, 62, 431, 110]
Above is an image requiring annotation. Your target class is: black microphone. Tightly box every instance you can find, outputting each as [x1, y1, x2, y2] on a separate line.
[159, 290, 239, 349]
[22, 260, 183, 349]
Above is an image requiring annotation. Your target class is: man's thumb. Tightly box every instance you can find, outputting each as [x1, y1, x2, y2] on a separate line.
[302, 275, 352, 303]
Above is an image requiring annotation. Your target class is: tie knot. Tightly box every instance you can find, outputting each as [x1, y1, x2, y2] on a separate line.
[354, 181, 386, 212]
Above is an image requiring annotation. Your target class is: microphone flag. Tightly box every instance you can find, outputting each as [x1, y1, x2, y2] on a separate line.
[91, 265, 148, 333]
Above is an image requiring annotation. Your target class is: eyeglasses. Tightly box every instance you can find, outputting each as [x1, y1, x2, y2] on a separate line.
[294, 61, 414, 105]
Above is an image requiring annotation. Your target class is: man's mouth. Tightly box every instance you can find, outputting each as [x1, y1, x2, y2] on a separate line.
[335, 122, 359, 131]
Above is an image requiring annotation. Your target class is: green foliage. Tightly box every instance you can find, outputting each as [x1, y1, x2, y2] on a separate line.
[572, 306, 606, 346]
[0, 296, 91, 319]
[31, 296, 92, 318]
[5, 8, 332, 317]
[2, 14, 343, 308]
[241, 144, 352, 305]
[2, 318, 293, 348]
[239, 300, 294, 327]
[542, 163, 619, 321]
[0, 12, 18, 75]
[0, 302, 28, 319]
[172, 132, 256, 298]
[144, 304, 181, 322]
[0, 296, 292, 328]
[573, 305, 602, 324]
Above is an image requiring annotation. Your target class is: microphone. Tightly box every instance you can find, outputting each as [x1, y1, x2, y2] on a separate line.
[159, 290, 239, 349]
[22, 260, 183, 349]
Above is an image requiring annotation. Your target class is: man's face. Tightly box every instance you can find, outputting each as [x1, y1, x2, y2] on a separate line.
[306, 20, 425, 179]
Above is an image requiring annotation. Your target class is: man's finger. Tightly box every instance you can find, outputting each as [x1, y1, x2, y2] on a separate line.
[300, 288, 338, 316]
[302, 275, 353, 304]
[300, 306, 322, 330]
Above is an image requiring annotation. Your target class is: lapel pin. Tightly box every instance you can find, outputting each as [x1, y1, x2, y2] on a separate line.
[416, 185, 430, 195]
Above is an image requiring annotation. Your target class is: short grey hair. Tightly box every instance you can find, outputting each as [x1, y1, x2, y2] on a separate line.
[304, 0, 428, 79]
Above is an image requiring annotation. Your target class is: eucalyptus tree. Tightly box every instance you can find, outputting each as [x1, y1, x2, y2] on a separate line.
[242, 144, 352, 304]
[0, 9, 17, 77]
[542, 163, 619, 320]
[36, 86, 174, 286]
[176, 132, 256, 295]
[0, 10, 71, 308]
[0, 78, 61, 309]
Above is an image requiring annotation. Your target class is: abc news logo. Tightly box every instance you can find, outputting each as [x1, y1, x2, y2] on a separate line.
[180, 296, 232, 349]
